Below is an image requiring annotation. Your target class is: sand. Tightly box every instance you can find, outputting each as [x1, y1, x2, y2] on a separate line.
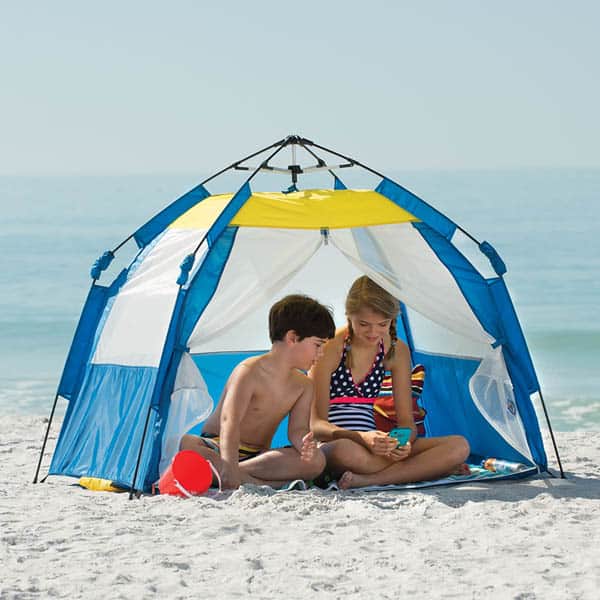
[1, 415, 599, 599]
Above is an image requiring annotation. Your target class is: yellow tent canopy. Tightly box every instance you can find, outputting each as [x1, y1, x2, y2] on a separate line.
[170, 189, 419, 230]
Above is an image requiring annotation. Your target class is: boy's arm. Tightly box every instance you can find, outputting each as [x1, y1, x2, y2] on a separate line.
[287, 378, 314, 454]
[219, 366, 254, 488]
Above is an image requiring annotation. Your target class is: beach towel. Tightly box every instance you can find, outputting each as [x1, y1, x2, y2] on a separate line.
[276, 462, 537, 493]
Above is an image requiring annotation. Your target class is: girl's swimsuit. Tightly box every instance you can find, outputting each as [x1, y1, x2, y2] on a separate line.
[328, 339, 385, 431]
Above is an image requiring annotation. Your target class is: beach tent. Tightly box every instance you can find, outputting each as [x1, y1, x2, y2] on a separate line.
[35, 135, 562, 494]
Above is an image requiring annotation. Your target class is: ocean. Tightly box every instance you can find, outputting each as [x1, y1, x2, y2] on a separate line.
[1, 169, 598, 431]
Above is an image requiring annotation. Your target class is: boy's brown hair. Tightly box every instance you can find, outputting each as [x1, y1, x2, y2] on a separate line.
[269, 294, 335, 342]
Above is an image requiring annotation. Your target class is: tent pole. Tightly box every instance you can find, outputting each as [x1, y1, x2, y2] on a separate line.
[188, 141, 291, 257]
[34, 274, 105, 484]
[537, 389, 565, 478]
[297, 140, 346, 185]
[304, 138, 481, 245]
[111, 137, 288, 255]
[33, 392, 60, 483]
[196, 136, 286, 187]
[128, 392, 155, 499]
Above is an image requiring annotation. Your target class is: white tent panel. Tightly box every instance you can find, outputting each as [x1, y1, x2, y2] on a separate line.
[159, 352, 214, 476]
[469, 347, 534, 464]
[93, 228, 205, 367]
[450, 229, 497, 280]
[188, 223, 495, 355]
[188, 228, 323, 353]
[188, 236, 364, 354]
[330, 224, 494, 346]
[406, 307, 491, 359]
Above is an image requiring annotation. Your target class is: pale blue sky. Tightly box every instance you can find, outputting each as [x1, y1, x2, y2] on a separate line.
[1, 1, 599, 174]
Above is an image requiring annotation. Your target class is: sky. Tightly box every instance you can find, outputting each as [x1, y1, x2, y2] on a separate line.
[1, 1, 599, 175]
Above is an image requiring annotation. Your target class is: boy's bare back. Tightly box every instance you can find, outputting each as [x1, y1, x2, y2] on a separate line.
[202, 353, 311, 449]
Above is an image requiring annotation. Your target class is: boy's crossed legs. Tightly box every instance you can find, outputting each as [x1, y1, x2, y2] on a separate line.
[180, 433, 325, 489]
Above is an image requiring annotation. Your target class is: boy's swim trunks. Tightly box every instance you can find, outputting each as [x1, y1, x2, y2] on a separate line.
[199, 432, 263, 461]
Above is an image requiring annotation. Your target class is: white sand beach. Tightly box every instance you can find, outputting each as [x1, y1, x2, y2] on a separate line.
[1, 415, 599, 599]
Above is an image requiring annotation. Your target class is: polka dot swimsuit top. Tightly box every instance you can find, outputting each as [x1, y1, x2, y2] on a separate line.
[328, 339, 386, 431]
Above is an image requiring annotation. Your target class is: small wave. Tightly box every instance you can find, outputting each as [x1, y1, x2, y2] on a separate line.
[528, 329, 600, 353]
[0, 379, 65, 417]
[541, 395, 600, 431]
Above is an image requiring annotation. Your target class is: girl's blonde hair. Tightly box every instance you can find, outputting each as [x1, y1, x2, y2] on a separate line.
[345, 276, 400, 367]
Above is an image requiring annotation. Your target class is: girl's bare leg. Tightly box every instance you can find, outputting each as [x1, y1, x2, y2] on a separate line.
[337, 435, 470, 489]
[321, 438, 391, 480]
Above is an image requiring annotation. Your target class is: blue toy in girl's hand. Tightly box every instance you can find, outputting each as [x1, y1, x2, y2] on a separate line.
[388, 427, 412, 447]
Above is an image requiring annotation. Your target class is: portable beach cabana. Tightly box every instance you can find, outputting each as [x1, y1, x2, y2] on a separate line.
[35, 135, 563, 494]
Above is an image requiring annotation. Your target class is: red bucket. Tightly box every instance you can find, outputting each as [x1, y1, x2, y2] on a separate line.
[158, 450, 213, 497]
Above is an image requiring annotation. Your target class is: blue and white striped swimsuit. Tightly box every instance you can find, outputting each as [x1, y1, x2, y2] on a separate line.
[328, 340, 385, 432]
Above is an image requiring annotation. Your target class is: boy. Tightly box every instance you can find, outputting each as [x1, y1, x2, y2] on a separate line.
[180, 294, 335, 489]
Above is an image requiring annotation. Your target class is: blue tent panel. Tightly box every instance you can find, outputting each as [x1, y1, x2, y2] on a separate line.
[414, 351, 534, 465]
[133, 183, 210, 248]
[488, 278, 539, 393]
[193, 352, 262, 403]
[57, 286, 110, 401]
[486, 279, 546, 468]
[333, 175, 347, 190]
[376, 178, 457, 239]
[179, 226, 239, 345]
[414, 222, 502, 341]
[58, 270, 128, 401]
[207, 183, 250, 246]
[49, 364, 159, 486]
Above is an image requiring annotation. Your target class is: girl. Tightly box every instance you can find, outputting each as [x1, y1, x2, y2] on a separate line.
[310, 276, 470, 489]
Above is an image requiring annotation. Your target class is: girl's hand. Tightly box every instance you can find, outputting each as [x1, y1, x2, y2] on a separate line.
[360, 430, 398, 456]
[300, 431, 318, 462]
[387, 440, 412, 462]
